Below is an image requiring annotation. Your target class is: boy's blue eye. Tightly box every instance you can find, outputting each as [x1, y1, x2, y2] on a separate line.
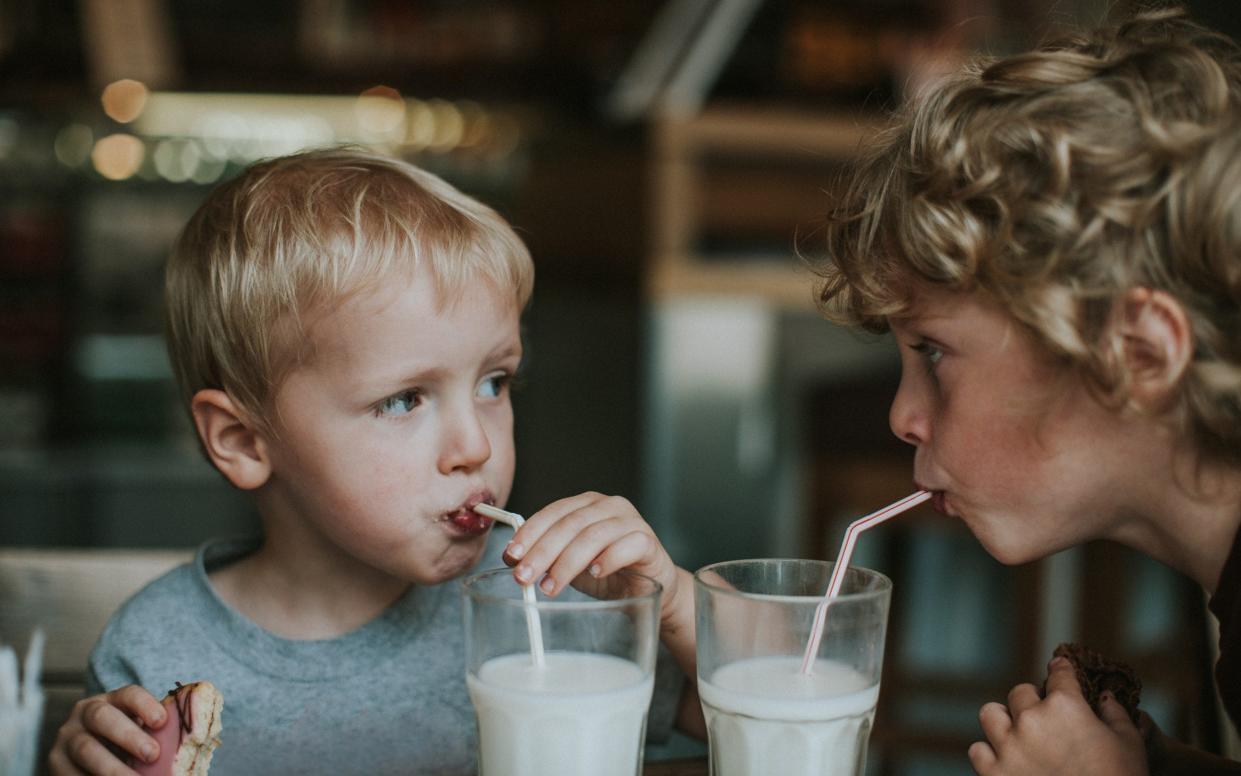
[377, 389, 420, 416]
[478, 374, 510, 399]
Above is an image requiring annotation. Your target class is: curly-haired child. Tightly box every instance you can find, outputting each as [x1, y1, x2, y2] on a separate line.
[817, 7, 1241, 775]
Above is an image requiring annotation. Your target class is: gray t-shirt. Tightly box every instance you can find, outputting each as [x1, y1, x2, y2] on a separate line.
[88, 533, 682, 775]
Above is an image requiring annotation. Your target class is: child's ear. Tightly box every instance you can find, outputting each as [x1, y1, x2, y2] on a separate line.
[1114, 287, 1193, 410]
[190, 389, 272, 490]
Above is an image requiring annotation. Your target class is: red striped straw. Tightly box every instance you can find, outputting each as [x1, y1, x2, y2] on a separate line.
[799, 490, 932, 675]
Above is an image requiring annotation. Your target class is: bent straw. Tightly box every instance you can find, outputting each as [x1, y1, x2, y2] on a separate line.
[800, 490, 932, 675]
[474, 503, 546, 668]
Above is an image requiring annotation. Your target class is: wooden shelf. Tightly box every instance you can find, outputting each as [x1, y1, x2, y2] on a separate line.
[647, 106, 884, 309]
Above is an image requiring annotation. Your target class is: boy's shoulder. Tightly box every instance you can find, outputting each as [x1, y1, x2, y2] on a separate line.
[87, 550, 210, 694]
[101, 557, 200, 638]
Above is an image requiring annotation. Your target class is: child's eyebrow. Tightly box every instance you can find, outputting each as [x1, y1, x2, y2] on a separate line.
[362, 365, 450, 393]
[486, 342, 523, 362]
[363, 341, 522, 394]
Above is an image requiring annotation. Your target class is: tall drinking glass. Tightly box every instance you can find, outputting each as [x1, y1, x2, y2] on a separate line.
[462, 568, 661, 776]
[695, 559, 892, 776]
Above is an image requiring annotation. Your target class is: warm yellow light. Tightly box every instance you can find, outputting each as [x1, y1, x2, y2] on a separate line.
[405, 100, 435, 150]
[355, 85, 405, 140]
[91, 134, 146, 180]
[101, 79, 150, 123]
[427, 99, 463, 151]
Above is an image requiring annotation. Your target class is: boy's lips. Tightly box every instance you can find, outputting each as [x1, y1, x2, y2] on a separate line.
[443, 491, 495, 537]
[916, 483, 949, 515]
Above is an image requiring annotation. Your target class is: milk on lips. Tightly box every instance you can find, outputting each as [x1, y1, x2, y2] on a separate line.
[698, 655, 879, 776]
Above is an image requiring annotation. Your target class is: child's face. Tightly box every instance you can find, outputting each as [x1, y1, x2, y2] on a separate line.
[888, 286, 1134, 565]
[259, 268, 520, 585]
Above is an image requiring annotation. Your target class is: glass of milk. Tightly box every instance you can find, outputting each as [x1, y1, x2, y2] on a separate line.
[695, 559, 892, 776]
[462, 568, 662, 776]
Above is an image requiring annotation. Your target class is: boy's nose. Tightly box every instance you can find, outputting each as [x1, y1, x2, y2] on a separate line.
[438, 405, 492, 473]
[889, 373, 930, 447]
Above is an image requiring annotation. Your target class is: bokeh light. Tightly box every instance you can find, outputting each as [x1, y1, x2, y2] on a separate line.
[91, 134, 146, 180]
[54, 124, 94, 168]
[101, 79, 150, 123]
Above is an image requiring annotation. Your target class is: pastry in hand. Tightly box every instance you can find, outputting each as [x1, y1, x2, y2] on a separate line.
[132, 681, 223, 776]
[1043, 642, 1142, 724]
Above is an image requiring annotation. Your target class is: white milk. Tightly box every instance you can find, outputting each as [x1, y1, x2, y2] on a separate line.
[467, 651, 654, 776]
[698, 656, 880, 776]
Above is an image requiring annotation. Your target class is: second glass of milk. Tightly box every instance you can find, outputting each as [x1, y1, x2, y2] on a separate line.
[695, 559, 892, 776]
[462, 568, 662, 776]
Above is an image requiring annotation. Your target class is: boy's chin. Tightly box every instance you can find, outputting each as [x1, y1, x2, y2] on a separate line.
[977, 533, 1044, 567]
[414, 539, 490, 584]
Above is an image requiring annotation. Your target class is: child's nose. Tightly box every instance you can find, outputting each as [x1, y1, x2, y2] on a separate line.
[438, 405, 492, 473]
[889, 372, 930, 447]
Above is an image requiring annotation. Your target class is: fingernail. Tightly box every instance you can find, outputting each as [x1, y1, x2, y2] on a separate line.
[1049, 656, 1069, 670]
[514, 565, 532, 582]
[1100, 691, 1113, 703]
[142, 743, 157, 762]
[589, 563, 602, 578]
[540, 577, 556, 594]
[507, 543, 525, 560]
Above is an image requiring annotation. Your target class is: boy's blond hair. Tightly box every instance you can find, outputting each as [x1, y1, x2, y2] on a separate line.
[816, 8, 1241, 462]
[165, 148, 534, 434]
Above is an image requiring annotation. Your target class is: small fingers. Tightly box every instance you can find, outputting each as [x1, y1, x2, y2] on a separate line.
[64, 728, 141, 776]
[47, 743, 90, 776]
[967, 740, 997, 775]
[1043, 656, 1085, 700]
[1006, 682, 1042, 717]
[1098, 692, 1140, 738]
[978, 701, 1013, 746]
[589, 530, 656, 579]
[505, 492, 604, 564]
[79, 697, 159, 765]
[108, 685, 166, 728]
[514, 495, 640, 592]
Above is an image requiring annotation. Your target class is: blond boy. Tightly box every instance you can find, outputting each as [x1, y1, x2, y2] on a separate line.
[50, 149, 699, 775]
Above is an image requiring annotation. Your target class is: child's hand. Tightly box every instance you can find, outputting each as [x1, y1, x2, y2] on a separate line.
[505, 491, 706, 738]
[49, 685, 165, 776]
[504, 492, 688, 624]
[968, 657, 1149, 776]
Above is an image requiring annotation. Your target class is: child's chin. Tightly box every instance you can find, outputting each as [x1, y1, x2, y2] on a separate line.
[980, 536, 1040, 567]
[429, 543, 489, 582]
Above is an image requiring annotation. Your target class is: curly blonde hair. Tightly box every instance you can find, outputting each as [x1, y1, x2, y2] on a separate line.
[165, 148, 534, 434]
[816, 7, 1241, 462]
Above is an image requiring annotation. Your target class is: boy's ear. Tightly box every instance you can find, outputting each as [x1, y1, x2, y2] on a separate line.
[190, 389, 272, 490]
[1113, 287, 1193, 410]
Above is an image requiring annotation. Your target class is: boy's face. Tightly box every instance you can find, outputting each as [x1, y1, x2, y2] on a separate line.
[259, 268, 520, 585]
[888, 286, 1135, 565]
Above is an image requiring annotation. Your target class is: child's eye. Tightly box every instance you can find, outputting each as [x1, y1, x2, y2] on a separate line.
[478, 373, 511, 399]
[376, 389, 421, 417]
[911, 341, 944, 369]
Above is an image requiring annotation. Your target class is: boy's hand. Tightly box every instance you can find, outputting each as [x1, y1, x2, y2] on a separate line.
[968, 657, 1148, 776]
[503, 492, 688, 625]
[504, 491, 706, 739]
[49, 685, 165, 776]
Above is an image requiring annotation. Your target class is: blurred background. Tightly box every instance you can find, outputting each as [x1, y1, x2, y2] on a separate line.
[1, 0, 1238, 772]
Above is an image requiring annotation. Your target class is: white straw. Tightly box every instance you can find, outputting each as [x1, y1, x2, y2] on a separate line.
[474, 503, 546, 668]
[800, 490, 932, 674]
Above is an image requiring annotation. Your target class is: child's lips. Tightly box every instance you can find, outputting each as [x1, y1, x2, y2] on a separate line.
[443, 491, 496, 536]
[448, 509, 493, 536]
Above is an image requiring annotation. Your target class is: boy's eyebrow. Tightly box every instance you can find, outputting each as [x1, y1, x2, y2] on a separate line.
[363, 339, 523, 394]
[486, 341, 523, 362]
